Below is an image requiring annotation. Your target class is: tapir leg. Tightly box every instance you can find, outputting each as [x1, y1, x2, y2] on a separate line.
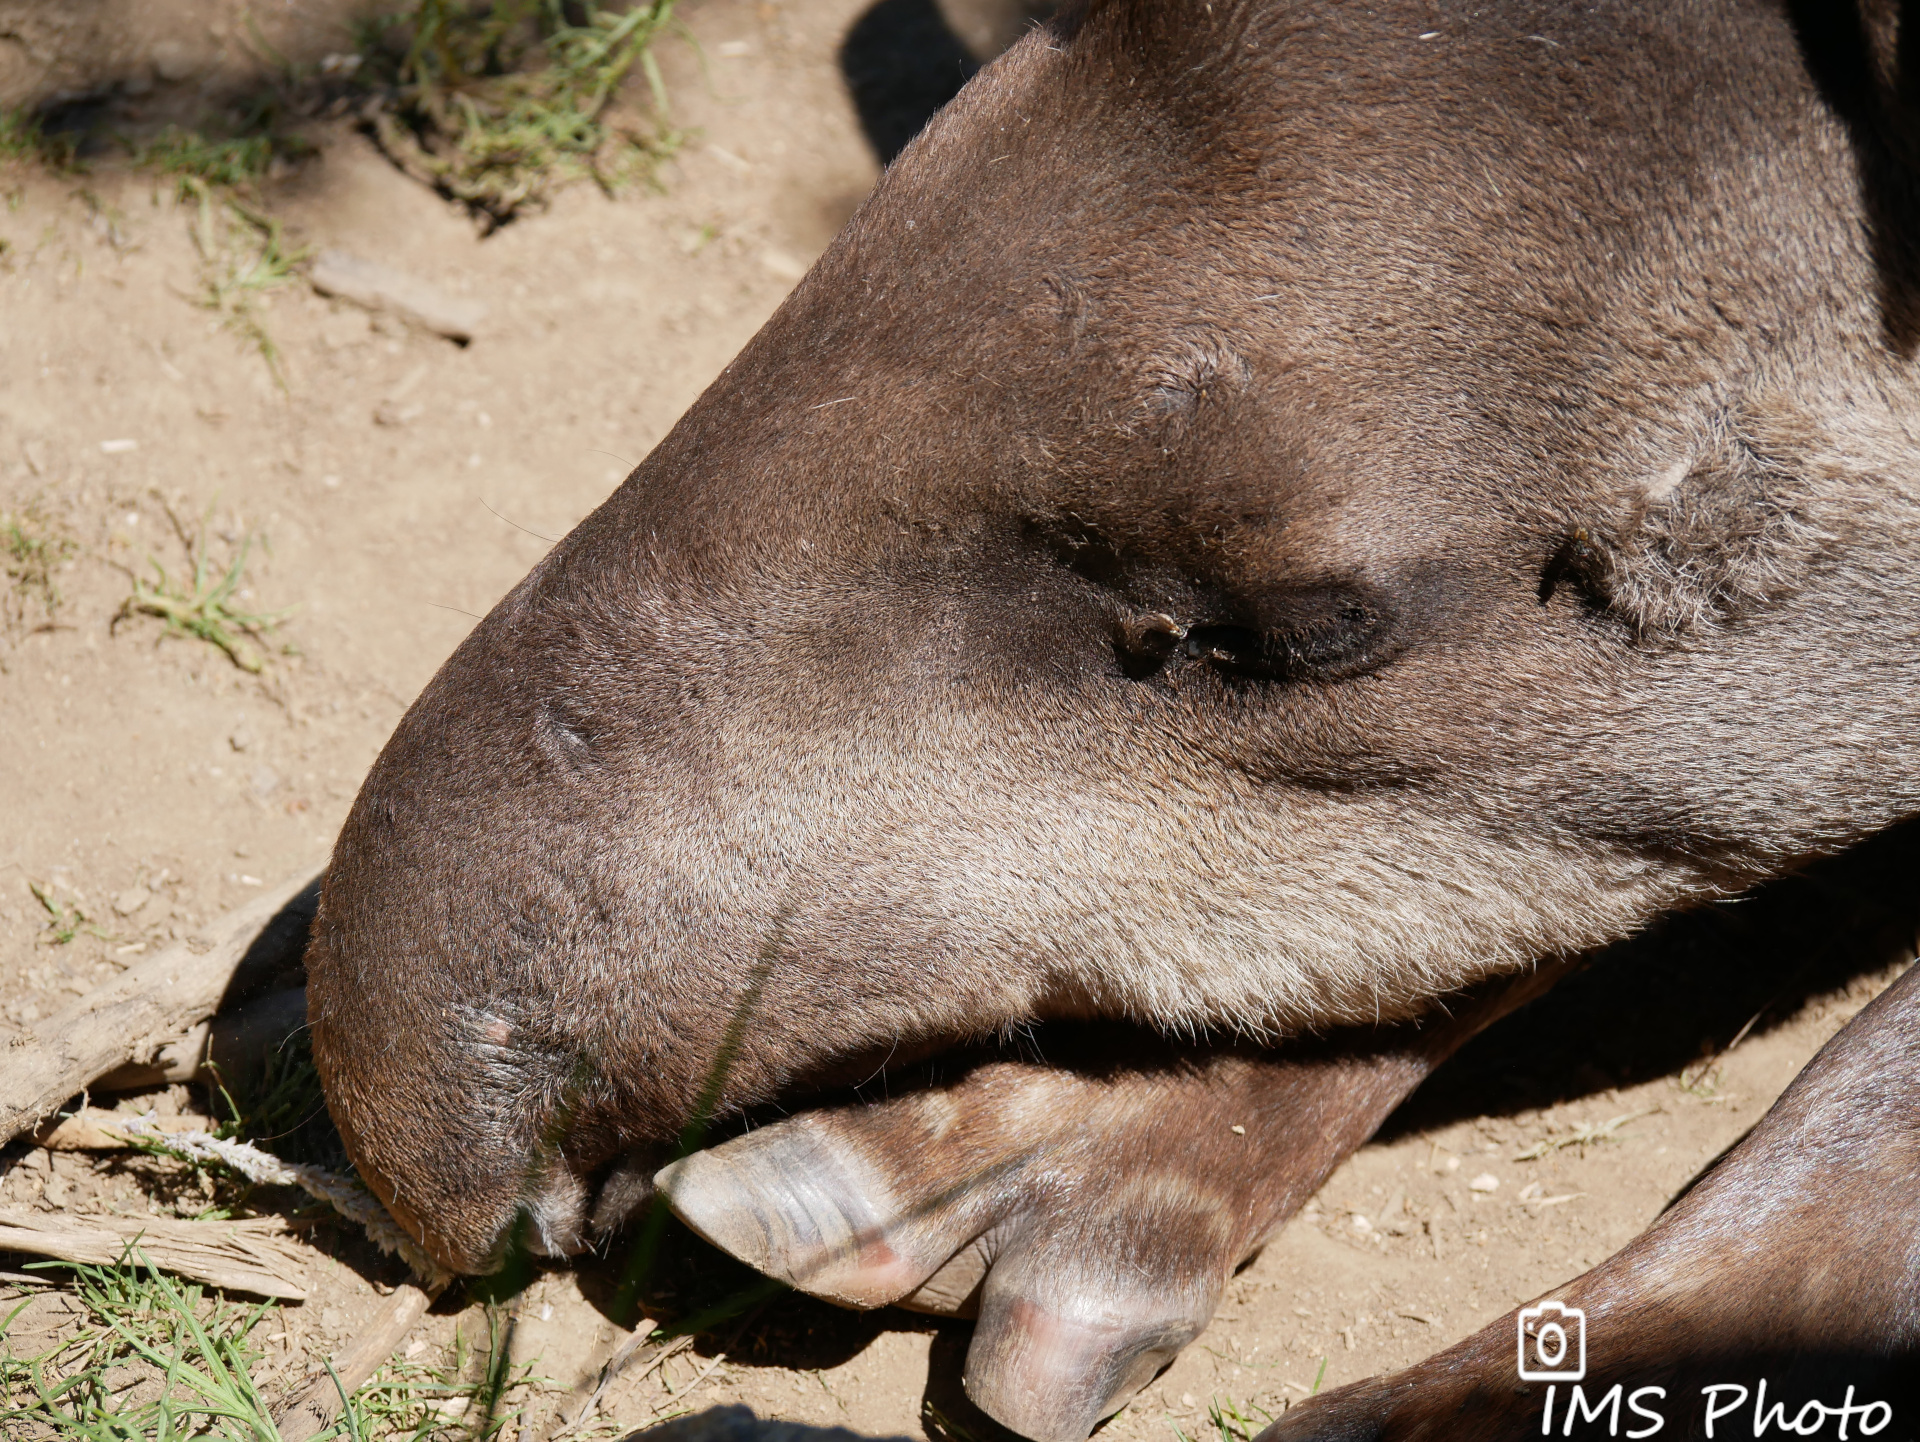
[1261, 959, 1920, 1442]
[656, 965, 1569, 1442]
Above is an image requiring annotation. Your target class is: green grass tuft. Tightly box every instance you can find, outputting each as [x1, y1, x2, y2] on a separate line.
[3, 505, 79, 636]
[213, 1026, 349, 1174]
[0, 108, 81, 170]
[176, 179, 311, 389]
[358, 0, 681, 230]
[115, 503, 294, 673]
[0, 1254, 280, 1440]
[26, 882, 109, 947]
[0, 1252, 539, 1441]
[1168, 1393, 1280, 1442]
[137, 129, 288, 190]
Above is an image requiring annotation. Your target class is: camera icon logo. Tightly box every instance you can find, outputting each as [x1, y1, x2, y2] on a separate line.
[1517, 1300, 1586, 1382]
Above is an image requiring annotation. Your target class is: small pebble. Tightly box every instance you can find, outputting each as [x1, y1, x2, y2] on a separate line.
[1469, 1173, 1500, 1193]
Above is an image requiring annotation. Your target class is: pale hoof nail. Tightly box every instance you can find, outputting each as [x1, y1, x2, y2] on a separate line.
[654, 1123, 941, 1307]
[963, 1281, 1209, 1442]
[897, 1234, 992, 1318]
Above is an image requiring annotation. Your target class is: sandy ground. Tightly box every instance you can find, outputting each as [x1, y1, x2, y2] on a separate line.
[2, 2, 1917, 1439]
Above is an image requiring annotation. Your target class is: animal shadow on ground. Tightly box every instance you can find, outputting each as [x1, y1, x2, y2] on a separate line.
[839, 0, 1058, 163]
[1386, 813, 1920, 1137]
[839, 0, 982, 164]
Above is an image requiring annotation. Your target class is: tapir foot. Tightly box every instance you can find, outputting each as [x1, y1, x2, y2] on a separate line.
[1262, 961, 1920, 1442]
[656, 968, 1567, 1442]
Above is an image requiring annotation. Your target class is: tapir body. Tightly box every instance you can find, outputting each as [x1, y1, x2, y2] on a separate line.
[309, 1, 1920, 1437]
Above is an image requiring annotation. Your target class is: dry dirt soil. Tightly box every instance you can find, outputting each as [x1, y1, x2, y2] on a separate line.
[2, 3, 1918, 1440]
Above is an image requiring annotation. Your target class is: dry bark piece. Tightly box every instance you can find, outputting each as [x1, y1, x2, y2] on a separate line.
[0, 1207, 311, 1299]
[275, 1281, 440, 1442]
[0, 872, 321, 1150]
[34, 1107, 209, 1150]
[95, 985, 310, 1092]
[307, 249, 487, 343]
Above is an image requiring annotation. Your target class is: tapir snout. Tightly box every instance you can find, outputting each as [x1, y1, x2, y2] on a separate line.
[308, 0, 1920, 1276]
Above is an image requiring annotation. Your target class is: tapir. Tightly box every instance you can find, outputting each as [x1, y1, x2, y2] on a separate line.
[306, 1, 1920, 1439]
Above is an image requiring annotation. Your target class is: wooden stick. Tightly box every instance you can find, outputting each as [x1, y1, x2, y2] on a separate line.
[0, 872, 320, 1149]
[275, 1281, 440, 1442]
[0, 1207, 311, 1299]
[94, 986, 310, 1092]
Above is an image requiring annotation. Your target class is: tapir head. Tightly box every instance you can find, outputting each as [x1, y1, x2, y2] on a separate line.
[308, 0, 1920, 1272]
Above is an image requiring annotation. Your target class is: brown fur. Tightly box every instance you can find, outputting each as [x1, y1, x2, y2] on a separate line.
[307, 0, 1920, 1413]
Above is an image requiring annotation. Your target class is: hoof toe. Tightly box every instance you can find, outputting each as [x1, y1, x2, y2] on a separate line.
[961, 1253, 1216, 1442]
[655, 1122, 954, 1307]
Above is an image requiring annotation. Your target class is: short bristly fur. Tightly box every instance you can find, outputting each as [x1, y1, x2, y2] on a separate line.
[310, 0, 1920, 1314]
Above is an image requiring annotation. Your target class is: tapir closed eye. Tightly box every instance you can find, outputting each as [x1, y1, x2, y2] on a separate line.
[309, 2, 1920, 1433]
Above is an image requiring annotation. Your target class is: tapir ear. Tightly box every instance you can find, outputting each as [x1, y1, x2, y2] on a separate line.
[1548, 407, 1838, 641]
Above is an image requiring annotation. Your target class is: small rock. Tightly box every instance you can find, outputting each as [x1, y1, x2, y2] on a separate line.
[151, 40, 196, 83]
[373, 400, 426, 428]
[228, 728, 253, 752]
[1350, 1213, 1372, 1233]
[320, 1305, 345, 1331]
[308, 249, 486, 343]
[112, 885, 152, 917]
[1469, 1172, 1500, 1193]
[758, 247, 808, 283]
[319, 311, 371, 350]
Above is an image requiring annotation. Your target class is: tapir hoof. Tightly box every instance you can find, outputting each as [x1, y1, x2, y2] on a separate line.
[656, 1119, 969, 1308]
[655, 1057, 1241, 1440]
[652, 1016, 1516, 1442]
[663, 1113, 1214, 1442]
[960, 1233, 1216, 1442]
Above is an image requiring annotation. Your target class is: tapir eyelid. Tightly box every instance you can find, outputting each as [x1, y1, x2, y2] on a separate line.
[1180, 599, 1399, 685]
